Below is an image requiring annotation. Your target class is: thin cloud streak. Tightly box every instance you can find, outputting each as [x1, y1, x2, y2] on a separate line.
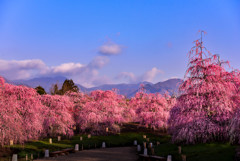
[116, 67, 164, 83]
[98, 42, 123, 55]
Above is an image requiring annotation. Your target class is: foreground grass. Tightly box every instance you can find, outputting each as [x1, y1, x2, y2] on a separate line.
[2, 132, 148, 160]
[155, 142, 236, 161]
[1, 132, 236, 161]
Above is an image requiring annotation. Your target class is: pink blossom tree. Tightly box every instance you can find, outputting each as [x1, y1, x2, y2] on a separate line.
[229, 70, 240, 144]
[229, 110, 240, 144]
[69, 90, 127, 135]
[129, 89, 175, 130]
[0, 81, 24, 145]
[65, 91, 92, 133]
[40, 94, 75, 137]
[168, 35, 239, 144]
[0, 77, 44, 145]
[0, 77, 4, 86]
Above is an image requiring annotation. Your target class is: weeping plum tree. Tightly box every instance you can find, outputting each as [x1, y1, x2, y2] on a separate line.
[229, 109, 240, 144]
[129, 88, 175, 130]
[229, 70, 240, 144]
[69, 90, 127, 135]
[40, 94, 75, 137]
[169, 32, 240, 144]
[0, 78, 24, 145]
[65, 91, 90, 133]
[0, 77, 44, 145]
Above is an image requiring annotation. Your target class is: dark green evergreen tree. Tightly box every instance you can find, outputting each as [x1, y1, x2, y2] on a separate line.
[61, 79, 79, 94]
[35, 86, 47, 95]
[51, 79, 79, 95]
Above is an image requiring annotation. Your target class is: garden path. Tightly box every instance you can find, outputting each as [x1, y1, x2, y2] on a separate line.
[35, 147, 138, 161]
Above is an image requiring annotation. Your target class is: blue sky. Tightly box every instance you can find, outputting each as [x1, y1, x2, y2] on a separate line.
[0, 0, 239, 87]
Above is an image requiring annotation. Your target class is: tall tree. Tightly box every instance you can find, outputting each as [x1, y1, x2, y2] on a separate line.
[129, 90, 175, 130]
[50, 83, 60, 95]
[61, 79, 79, 95]
[169, 32, 239, 144]
[40, 94, 75, 137]
[0, 77, 44, 145]
[68, 90, 127, 135]
[35, 86, 47, 95]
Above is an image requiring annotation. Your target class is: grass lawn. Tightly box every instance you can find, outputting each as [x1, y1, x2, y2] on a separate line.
[0, 132, 237, 161]
[155, 141, 236, 161]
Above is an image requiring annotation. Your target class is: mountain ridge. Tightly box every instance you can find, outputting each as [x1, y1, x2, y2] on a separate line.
[4, 76, 182, 97]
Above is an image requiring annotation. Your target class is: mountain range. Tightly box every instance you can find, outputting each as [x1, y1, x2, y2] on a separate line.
[4, 76, 182, 97]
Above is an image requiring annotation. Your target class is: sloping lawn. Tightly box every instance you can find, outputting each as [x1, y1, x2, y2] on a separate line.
[0, 132, 236, 161]
[155, 142, 236, 161]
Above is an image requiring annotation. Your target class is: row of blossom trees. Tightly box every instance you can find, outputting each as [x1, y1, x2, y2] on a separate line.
[1, 35, 240, 145]
[0, 79, 44, 145]
[0, 77, 173, 146]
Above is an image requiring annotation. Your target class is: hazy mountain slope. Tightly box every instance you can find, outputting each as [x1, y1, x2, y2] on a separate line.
[87, 82, 152, 96]
[6, 76, 182, 97]
[127, 78, 182, 97]
[10, 76, 67, 93]
[145, 78, 183, 94]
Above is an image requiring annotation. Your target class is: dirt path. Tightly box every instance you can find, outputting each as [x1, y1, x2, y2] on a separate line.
[36, 147, 138, 161]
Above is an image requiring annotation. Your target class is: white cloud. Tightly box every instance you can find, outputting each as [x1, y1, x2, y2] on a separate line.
[67, 56, 110, 87]
[0, 59, 48, 80]
[116, 72, 136, 83]
[0, 58, 163, 87]
[52, 63, 83, 74]
[141, 67, 164, 82]
[0, 56, 110, 87]
[99, 42, 123, 55]
[48, 56, 109, 87]
[0, 59, 46, 70]
[116, 67, 163, 83]
[88, 56, 109, 68]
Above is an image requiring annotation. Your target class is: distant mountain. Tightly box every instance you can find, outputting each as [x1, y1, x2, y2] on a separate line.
[7, 76, 89, 93]
[144, 78, 183, 95]
[6, 76, 182, 97]
[10, 76, 67, 93]
[87, 81, 152, 96]
[2, 77, 12, 84]
[125, 79, 182, 98]
[84, 79, 182, 97]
